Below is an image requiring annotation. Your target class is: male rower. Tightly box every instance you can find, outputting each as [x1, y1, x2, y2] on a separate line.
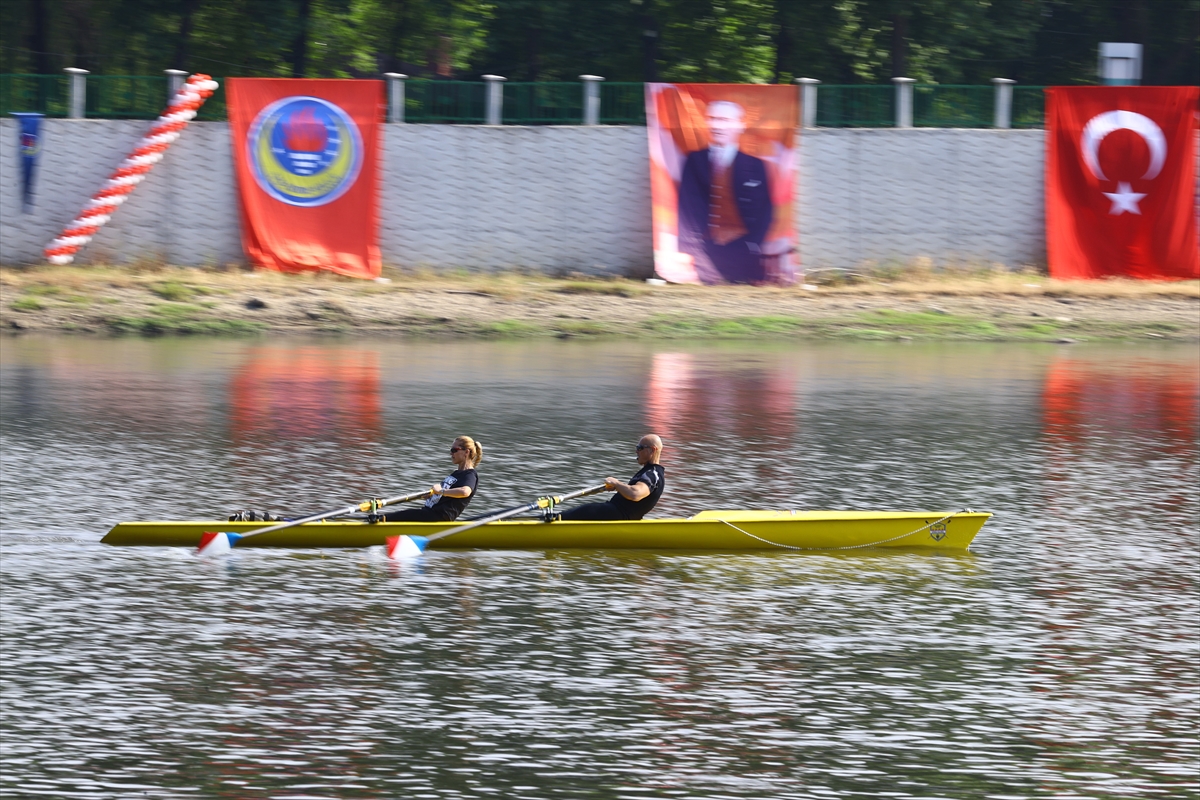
[559, 434, 665, 521]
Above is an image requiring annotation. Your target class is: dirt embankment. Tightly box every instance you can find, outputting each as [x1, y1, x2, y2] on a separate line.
[2, 265, 1197, 342]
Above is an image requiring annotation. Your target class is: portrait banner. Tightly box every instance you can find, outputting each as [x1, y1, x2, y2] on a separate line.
[228, 79, 384, 279]
[645, 84, 798, 285]
[1046, 86, 1199, 280]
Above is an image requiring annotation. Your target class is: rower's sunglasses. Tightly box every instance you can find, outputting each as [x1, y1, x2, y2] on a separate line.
[636, 444, 651, 451]
[450, 446, 465, 453]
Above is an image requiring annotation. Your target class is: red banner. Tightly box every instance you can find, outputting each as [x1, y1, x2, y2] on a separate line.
[228, 79, 383, 279]
[1046, 86, 1199, 280]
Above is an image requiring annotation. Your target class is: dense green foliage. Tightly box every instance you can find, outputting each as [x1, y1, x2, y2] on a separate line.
[3, 0, 1197, 85]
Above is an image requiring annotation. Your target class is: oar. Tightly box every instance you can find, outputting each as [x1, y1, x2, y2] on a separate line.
[198, 489, 433, 556]
[386, 484, 608, 559]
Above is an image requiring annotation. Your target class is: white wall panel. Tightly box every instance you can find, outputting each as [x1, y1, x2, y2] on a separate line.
[1, 120, 1045, 272]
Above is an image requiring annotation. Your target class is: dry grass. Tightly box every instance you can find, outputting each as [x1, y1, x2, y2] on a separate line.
[2, 261, 1196, 302]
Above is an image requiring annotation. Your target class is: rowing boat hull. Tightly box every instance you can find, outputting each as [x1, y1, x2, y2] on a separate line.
[101, 510, 991, 551]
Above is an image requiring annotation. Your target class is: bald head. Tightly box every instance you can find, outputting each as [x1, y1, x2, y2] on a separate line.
[637, 434, 663, 465]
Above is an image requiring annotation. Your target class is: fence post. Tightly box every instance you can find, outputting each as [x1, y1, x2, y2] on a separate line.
[64, 67, 88, 119]
[384, 73, 407, 123]
[991, 78, 1014, 129]
[580, 75, 603, 125]
[794, 77, 820, 128]
[482, 74, 506, 125]
[892, 77, 914, 128]
[165, 69, 187, 103]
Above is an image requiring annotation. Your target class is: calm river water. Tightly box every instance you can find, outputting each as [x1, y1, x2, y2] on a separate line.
[1, 337, 1196, 799]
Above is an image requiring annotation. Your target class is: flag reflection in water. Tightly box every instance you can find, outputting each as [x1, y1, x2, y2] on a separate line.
[229, 346, 382, 486]
[645, 352, 797, 509]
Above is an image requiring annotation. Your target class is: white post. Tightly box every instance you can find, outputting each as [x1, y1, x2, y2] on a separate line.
[794, 77, 820, 128]
[580, 74, 603, 125]
[384, 73, 407, 123]
[165, 69, 187, 103]
[892, 77, 914, 128]
[482, 74, 506, 125]
[65, 67, 89, 119]
[991, 78, 1014, 129]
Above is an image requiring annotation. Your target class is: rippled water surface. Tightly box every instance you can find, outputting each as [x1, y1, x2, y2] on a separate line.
[2, 338, 1197, 799]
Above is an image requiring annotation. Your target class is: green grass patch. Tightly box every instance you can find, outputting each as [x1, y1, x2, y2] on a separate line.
[150, 281, 209, 301]
[552, 320, 612, 336]
[859, 309, 1001, 338]
[11, 297, 44, 312]
[105, 315, 264, 336]
[642, 315, 807, 337]
[556, 281, 646, 298]
[23, 285, 62, 296]
[478, 319, 544, 338]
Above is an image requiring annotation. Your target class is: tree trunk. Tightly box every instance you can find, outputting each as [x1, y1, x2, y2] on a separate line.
[173, 0, 202, 72]
[891, 10, 909, 79]
[641, 13, 658, 82]
[772, 4, 791, 84]
[29, 0, 52, 74]
[289, 0, 311, 78]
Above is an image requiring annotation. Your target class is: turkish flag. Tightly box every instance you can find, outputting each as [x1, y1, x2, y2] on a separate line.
[228, 79, 384, 279]
[1046, 86, 1199, 279]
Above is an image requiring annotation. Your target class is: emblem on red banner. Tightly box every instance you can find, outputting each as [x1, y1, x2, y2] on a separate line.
[248, 96, 363, 207]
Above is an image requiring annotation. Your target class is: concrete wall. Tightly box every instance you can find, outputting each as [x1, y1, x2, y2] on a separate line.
[0, 119, 1046, 272]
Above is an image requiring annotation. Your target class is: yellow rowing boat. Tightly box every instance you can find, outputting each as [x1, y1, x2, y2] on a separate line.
[101, 509, 990, 551]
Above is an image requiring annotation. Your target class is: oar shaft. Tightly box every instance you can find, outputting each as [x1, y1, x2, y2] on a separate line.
[425, 484, 608, 544]
[239, 490, 432, 540]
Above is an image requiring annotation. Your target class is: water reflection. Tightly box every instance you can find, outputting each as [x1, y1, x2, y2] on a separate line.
[0, 338, 1196, 799]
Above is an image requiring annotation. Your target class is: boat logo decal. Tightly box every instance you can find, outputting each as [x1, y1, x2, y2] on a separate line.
[928, 522, 947, 541]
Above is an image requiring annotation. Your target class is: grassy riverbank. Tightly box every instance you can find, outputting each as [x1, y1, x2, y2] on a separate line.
[2, 264, 1197, 342]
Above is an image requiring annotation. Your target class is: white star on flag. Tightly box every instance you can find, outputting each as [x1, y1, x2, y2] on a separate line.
[1102, 182, 1147, 215]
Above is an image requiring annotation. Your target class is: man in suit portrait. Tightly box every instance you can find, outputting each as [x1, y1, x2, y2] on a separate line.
[677, 100, 773, 284]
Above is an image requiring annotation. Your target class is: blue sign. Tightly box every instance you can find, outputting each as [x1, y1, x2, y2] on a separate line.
[247, 96, 362, 207]
[11, 113, 42, 212]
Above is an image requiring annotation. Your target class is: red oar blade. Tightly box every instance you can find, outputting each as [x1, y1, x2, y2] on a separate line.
[197, 531, 241, 556]
[386, 535, 429, 560]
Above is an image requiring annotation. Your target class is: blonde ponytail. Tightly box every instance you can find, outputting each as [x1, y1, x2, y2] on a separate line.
[455, 435, 483, 467]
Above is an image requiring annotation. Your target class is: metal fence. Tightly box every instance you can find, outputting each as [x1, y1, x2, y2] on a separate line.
[814, 85, 894, 127]
[0, 74, 70, 117]
[913, 84, 993, 127]
[2, 75, 1045, 128]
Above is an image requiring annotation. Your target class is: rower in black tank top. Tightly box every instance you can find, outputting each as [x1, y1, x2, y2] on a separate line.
[383, 436, 483, 522]
[559, 435, 665, 521]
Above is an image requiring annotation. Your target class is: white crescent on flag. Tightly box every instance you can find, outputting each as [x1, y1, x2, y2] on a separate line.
[1080, 110, 1167, 181]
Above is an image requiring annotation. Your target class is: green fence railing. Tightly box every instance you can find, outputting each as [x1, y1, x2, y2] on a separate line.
[1012, 86, 1045, 128]
[404, 80, 486, 123]
[600, 82, 645, 124]
[504, 82, 581, 124]
[815, 85, 894, 127]
[0, 74, 70, 117]
[2, 74, 1047, 129]
[85, 74, 167, 118]
[913, 85, 992, 128]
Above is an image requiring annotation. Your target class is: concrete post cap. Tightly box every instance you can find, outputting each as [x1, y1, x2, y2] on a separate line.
[991, 78, 1016, 85]
[383, 73, 408, 80]
[164, 69, 188, 76]
[891, 77, 916, 84]
[794, 78, 821, 85]
[482, 74, 507, 81]
[579, 75, 605, 82]
[64, 68, 90, 74]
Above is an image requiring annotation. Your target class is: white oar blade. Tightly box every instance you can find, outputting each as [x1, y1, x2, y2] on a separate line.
[386, 535, 428, 560]
[197, 531, 241, 556]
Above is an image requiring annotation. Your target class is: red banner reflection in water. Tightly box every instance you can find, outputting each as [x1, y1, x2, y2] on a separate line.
[645, 352, 796, 443]
[1043, 357, 1199, 451]
[230, 347, 382, 445]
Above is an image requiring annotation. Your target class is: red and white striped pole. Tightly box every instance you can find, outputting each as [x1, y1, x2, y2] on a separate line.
[44, 73, 219, 265]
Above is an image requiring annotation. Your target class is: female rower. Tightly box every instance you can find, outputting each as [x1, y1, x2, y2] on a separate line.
[382, 436, 482, 522]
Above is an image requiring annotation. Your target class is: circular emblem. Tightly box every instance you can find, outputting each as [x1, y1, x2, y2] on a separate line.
[19, 132, 39, 157]
[247, 96, 362, 207]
